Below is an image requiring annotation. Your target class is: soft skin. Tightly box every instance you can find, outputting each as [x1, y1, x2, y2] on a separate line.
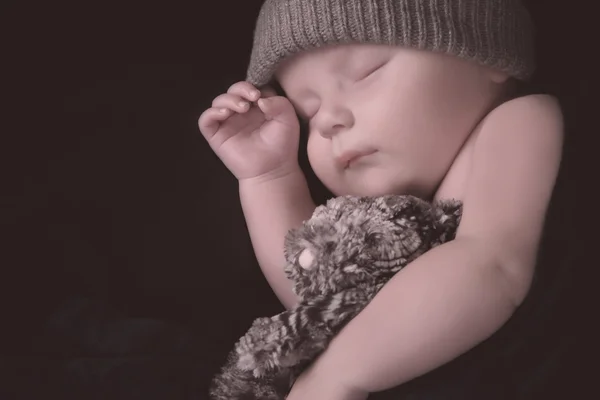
[198, 43, 564, 399]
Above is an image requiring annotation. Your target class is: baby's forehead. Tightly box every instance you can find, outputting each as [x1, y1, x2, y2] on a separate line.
[279, 43, 389, 69]
[274, 43, 391, 90]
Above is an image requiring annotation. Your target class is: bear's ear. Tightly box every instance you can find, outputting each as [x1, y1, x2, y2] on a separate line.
[380, 194, 409, 211]
[433, 199, 463, 225]
[311, 195, 363, 223]
[378, 194, 430, 217]
[431, 199, 463, 239]
[326, 195, 367, 211]
[309, 203, 328, 220]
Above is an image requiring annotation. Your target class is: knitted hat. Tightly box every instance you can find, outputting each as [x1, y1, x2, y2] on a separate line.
[246, 0, 536, 87]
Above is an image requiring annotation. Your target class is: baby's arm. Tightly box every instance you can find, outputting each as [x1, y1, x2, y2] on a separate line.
[287, 95, 564, 398]
[199, 81, 316, 310]
[240, 170, 316, 309]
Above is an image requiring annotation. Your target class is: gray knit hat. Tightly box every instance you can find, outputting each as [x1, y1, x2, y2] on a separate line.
[246, 0, 536, 87]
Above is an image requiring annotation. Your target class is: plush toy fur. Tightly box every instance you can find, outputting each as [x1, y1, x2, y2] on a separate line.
[210, 194, 463, 400]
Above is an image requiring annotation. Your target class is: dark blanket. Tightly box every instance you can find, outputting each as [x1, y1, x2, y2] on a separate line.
[0, 296, 207, 400]
[0, 268, 576, 400]
[3, 1, 588, 398]
[0, 178, 581, 400]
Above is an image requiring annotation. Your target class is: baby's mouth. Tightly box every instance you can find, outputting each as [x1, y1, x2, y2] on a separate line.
[337, 149, 377, 169]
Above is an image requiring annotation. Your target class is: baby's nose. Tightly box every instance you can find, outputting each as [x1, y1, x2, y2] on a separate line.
[314, 106, 354, 139]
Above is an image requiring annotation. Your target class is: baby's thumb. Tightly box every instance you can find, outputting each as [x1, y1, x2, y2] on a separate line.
[257, 96, 298, 129]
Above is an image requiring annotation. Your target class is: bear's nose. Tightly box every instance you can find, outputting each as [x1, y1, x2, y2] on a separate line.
[298, 248, 315, 270]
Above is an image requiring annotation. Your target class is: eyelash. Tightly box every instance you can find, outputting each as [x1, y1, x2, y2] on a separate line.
[293, 63, 386, 120]
[358, 63, 385, 81]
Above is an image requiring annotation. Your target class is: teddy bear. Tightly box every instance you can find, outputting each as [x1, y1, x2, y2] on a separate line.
[209, 194, 463, 400]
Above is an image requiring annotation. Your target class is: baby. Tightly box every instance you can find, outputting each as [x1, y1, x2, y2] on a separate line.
[199, 1, 564, 399]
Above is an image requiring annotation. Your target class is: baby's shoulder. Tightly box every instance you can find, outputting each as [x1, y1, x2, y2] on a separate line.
[482, 94, 563, 133]
[472, 93, 564, 159]
[435, 94, 563, 202]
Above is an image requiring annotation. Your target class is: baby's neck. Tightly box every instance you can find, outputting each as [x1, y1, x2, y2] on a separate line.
[434, 123, 482, 202]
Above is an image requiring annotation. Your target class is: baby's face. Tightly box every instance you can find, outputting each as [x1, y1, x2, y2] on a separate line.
[275, 44, 508, 199]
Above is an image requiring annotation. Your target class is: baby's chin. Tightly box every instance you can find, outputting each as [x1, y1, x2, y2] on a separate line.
[325, 172, 426, 199]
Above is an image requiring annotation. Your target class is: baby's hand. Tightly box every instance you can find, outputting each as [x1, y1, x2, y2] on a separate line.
[198, 81, 300, 181]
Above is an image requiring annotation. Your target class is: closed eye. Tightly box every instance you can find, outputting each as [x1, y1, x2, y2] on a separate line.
[358, 62, 386, 81]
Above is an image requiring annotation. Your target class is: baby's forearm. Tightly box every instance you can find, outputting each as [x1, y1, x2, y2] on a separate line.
[239, 168, 316, 309]
[312, 237, 523, 393]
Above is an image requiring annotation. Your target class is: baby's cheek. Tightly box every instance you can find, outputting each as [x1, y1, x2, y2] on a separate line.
[306, 138, 340, 189]
[306, 134, 328, 165]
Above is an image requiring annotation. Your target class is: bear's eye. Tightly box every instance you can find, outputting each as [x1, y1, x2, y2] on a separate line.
[365, 232, 384, 245]
[324, 241, 336, 253]
[394, 218, 418, 229]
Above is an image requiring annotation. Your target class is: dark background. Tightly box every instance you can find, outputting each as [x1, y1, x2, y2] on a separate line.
[2, 0, 596, 399]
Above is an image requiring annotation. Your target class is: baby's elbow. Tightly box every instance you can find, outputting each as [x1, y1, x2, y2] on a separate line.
[495, 248, 537, 308]
[468, 235, 536, 308]
[464, 236, 535, 308]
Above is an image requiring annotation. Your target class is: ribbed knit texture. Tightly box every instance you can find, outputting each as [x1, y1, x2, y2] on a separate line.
[246, 0, 535, 86]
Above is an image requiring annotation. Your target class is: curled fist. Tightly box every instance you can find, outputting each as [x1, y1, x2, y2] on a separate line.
[198, 81, 301, 181]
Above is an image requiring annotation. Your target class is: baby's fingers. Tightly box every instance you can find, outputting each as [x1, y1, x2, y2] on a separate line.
[227, 81, 279, 103]
[227, 81, 262, 102]
[257, 96, 298, 128]
[198, 107, 232, 138]
[212, 93, 253, 114]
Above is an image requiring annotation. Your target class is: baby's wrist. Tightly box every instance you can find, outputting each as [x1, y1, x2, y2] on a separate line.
[238, 163, 305, 188]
